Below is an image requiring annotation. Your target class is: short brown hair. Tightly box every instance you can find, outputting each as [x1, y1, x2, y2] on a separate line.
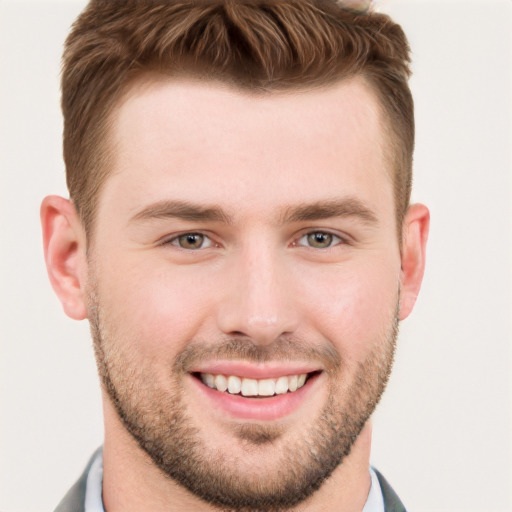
[62, 0, 413, 234]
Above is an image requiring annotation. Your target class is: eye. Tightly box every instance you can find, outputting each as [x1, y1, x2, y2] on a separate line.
[168, 233, 213, 250]
[296, 231, 343, 249]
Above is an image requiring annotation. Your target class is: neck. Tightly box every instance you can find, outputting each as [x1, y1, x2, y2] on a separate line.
[101, 398, 373, 512]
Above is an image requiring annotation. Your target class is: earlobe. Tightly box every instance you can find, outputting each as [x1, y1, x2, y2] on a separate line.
[399, 203, 430, 320]
[40, 195, 88, 320]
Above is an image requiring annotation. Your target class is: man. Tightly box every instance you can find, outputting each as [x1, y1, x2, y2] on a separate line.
[41, 0, 429, 510]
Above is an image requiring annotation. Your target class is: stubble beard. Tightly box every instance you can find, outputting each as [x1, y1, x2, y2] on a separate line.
[88, 288, 398, 512]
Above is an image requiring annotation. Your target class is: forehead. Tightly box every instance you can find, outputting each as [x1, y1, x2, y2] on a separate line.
[101, 76, 392, 222]
[112, 75, 385, 156]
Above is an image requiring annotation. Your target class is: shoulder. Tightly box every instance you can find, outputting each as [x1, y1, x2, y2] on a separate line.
[374, 468, 408, 512]
[53, 448, 102, 512]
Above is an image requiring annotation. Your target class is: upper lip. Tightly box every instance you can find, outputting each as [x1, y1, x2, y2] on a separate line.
[189, 361, 321, 379]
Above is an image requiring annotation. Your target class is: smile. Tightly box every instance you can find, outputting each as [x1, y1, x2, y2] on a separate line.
[199, 373, 309, 397]
[190, 365, 323, 420]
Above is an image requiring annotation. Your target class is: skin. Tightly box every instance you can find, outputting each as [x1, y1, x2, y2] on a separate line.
[41, 76, 429, 511]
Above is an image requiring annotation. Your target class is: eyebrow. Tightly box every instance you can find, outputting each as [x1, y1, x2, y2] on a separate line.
[281, 198, 378, 225]
[130, 200, 234, 224]
[130, 197, 378, 226]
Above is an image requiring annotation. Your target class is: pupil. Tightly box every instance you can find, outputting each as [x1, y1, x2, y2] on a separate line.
[181, 234, 202, 248]
[309, 232, 331, 247]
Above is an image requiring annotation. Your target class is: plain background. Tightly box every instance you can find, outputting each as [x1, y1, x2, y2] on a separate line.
[0, 1, 510, 511]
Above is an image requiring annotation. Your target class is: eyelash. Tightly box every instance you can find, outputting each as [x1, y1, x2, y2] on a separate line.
[164, 232, 215, 250]
[162, 230, 348, 251]
[294, 231, 345, 249]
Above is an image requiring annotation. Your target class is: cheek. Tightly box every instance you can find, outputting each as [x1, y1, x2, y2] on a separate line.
[95, 259, 213, 358]
[295, 258, 400, 362]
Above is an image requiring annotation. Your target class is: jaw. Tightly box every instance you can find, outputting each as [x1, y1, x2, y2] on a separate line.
[101, 393, 374, 512]
[94, 304, 397, 511]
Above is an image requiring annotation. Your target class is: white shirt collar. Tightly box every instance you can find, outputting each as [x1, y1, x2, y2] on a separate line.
[84, 451, 384, 512]
[363, 466, 385, 512]
[84, 450, 104, 512]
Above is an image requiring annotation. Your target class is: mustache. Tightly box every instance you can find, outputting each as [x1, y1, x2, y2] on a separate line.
[174, 336, 342, 374]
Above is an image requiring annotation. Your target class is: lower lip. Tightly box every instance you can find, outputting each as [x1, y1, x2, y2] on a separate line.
[190, 373, 321, 421]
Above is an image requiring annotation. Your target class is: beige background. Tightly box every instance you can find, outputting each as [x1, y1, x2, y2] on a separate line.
[0, 1, 511, 511]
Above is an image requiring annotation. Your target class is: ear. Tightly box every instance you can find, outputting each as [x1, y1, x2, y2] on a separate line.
[41, 195, 88, 320]
[398, 203, 430, 320]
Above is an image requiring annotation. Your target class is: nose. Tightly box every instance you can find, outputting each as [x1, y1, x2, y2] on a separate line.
[216, 245, 300, 346]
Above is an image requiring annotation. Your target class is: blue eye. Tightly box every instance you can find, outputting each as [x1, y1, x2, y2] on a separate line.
[170, 233, 213, 250]
[298, 231, 342, 249]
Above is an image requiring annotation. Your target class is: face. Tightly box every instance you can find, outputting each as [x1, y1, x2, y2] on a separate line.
[87, 77, 402, 510]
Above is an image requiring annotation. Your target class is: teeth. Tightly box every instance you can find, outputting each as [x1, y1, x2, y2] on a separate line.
[258, 379, 275, 396]
[200, 372, 310, 396]
[214, 374, 228, 392]
[241, 378, 258, 397]
[202, 373, 215, 388]
[275, 376, 289, 395]
[288, 375, 298, 392]
[227, 375, 241, 394]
